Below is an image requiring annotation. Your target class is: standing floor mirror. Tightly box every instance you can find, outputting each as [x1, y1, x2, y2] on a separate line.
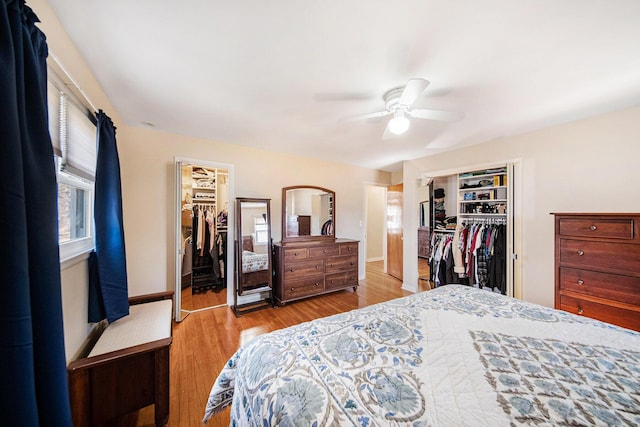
[234, 198, 273, 316]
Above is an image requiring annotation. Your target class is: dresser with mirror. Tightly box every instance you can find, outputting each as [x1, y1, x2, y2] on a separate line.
[273, 186, 359, 305]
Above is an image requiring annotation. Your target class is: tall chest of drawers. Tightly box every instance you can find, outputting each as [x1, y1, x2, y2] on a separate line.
[273, 239, 359, 305]
[553, 213, 640, 331]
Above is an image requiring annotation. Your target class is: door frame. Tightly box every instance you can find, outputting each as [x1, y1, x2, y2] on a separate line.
[174, 156, 235, 322]
[408, 159, 522, 297]
[362, 183, 389, 280]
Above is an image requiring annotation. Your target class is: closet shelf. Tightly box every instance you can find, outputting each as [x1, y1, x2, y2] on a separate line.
[458, 172, 506, 180]
[460, 199, 507, 203]
[459, 185, 507, 192]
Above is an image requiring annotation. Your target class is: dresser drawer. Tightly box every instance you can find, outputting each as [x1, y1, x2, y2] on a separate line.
[325, 272, 347, 290]
[346, 271, 358, 286]
[559, 267, 640, 306]
[283, 259, 324, 280]
[283, 247, 308, 262]
[283, 276, 324, 299]
[326, 255, 357, 273]
[558, 294, 640, 331]
[339, 242, 358, 255]
[559, 239, 640, 275]
[309, 245, 339, 258]
[558, 217, 634, 240]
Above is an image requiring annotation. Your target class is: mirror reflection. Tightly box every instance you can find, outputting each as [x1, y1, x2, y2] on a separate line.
[283, 186, 334, 241]
[235, 198, 273, 316]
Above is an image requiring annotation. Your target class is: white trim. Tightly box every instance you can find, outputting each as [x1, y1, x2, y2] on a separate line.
[60, 245, 92, 270]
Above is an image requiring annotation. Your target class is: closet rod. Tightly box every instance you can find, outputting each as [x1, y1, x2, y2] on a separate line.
[460, 217, 506, 225]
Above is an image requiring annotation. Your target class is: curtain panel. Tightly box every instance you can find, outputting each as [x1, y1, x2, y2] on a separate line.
[0, 0, 72, 425]
[90, 111, 129, 323]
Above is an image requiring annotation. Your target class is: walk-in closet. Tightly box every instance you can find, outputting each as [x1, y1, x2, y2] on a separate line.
[424, 164, 516, 296]
[179, 163, 229, 312]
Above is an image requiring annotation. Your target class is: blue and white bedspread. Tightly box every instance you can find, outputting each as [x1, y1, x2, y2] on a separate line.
[203, 285, 640, 426]
[242, 250, 269, 273]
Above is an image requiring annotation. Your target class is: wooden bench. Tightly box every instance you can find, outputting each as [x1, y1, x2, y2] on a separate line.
[67, 291, 174, 427]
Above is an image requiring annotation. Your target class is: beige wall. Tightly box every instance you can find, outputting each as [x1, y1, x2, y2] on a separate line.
[403, 104, 640, 307]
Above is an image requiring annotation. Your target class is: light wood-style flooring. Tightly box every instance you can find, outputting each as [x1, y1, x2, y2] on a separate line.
[113, 260, 430, 426]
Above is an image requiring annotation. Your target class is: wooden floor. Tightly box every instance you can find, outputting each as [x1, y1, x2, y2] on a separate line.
[115, 260, 430, 427]
[181, 284, 227, 312]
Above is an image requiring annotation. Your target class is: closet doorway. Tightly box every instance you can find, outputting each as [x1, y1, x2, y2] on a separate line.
[174, 158, 234, 322]
[419, 161, 520, 298]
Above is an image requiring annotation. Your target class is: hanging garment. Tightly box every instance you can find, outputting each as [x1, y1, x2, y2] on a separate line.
[182, 236, 192, 276]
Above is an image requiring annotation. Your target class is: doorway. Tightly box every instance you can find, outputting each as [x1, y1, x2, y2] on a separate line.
[174, 158, 234, 322]
[417, 161, 519, 297]
[387, 183, 403, 280]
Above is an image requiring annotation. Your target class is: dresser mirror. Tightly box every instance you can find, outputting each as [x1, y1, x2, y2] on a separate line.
[282, 186, 335, 242]
[234, 198, 273, 315]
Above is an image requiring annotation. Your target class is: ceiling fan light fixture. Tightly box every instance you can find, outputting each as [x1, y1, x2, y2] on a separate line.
[388, 111, 410, 135]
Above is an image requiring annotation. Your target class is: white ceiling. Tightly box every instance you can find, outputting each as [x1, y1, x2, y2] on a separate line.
[46, 0, 640, 171]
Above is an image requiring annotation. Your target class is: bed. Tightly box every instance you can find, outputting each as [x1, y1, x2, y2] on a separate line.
[203, 285, 640, 426]
[239, 236, 270, 291]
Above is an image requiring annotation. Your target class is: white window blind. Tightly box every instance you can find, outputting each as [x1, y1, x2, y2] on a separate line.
[63, 97, 97, 181]
[47, 80, 61, 157]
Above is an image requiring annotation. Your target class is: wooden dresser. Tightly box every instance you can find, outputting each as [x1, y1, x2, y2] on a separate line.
[553, 213, 640, 331]
[273, 239, 359, 305]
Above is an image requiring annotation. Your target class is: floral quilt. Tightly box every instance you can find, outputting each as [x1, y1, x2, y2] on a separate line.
[203, 285, 640, 426]
[241, 250, 268, 273]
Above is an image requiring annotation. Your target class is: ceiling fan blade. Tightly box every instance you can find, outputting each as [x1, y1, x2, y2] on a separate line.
[408, 109, 465, 122]
[346, 110, 392, 122]
[398, 78, 429, 107]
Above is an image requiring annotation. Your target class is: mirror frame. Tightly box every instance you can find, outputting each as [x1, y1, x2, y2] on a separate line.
[281, 185, 335, 243]
[234, 197, 273, 303]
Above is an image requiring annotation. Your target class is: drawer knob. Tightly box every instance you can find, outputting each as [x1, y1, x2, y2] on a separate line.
[290, 269, 295, 272]
[577, 250, 584, 256]
[290, 287, 295, 291]
[577, 279, 584, 285]
[577, 309, 584, 315]
[294, 252, 298, 256]
[315, 265, 320, 269]
[350, 262, 354, 266]
[323, 249, 327, 253]
[315, 282, 319, 287]
[590, 225, 597, 231]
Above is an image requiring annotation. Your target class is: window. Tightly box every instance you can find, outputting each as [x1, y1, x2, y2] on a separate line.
[254, 216, 268, 244]
[48, 71, 96, 262]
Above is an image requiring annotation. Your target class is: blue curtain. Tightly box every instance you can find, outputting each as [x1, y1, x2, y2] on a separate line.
[90, 111, 129, 323]
[0, 1, 72, 425]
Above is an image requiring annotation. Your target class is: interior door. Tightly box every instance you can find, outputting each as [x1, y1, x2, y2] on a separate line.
[387, 184, 403, 280]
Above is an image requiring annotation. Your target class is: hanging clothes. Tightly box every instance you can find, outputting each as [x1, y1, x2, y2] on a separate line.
[429, 232, 456, 287]
[452, 222, 507, 294]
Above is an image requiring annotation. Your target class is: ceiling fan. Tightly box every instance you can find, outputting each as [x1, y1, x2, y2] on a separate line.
[351, 78, 464, 137]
